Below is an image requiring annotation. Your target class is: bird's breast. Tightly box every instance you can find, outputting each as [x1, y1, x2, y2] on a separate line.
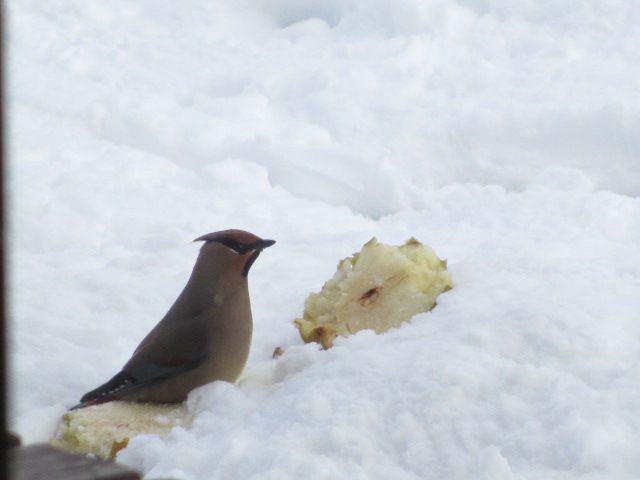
[212, 292, 225, 307]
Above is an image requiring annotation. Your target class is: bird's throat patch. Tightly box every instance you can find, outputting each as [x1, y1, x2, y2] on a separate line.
[242, 250, 261, 277]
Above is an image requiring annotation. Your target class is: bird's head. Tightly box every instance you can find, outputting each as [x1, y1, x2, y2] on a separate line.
[194, 229, 276, 277]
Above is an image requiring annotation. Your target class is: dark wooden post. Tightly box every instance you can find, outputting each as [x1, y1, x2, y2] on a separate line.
[1, 2, 9, 479]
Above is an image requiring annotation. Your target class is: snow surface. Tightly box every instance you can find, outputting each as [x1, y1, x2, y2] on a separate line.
[7, 0, 640, 479]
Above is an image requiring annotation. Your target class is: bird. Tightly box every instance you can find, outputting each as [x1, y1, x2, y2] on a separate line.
[72, 229, 275, 410]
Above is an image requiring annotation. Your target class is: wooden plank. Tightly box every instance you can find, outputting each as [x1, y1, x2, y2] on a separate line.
[8, 444, 141, 480]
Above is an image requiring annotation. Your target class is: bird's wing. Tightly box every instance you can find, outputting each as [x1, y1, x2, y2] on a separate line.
[73, 311, 213, 409]
[131, 291, 206, 356]
[124, 308, 211, 373]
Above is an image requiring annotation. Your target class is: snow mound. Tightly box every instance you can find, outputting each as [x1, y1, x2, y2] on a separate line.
[8, 0, 640, 479]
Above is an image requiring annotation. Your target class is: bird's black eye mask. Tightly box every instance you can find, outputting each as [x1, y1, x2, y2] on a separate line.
[216, 238, 271, 255]
[217, 238, 246, 254]
[195, 234, 275, 276]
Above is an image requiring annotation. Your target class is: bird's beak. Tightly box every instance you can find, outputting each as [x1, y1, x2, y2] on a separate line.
[256, 239, 276, 250]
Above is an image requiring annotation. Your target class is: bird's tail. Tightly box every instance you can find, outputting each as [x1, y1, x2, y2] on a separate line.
[70, 371, 136, 410]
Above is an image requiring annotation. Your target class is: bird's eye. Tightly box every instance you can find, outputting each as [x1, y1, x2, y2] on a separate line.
[219, 238, 244, 253]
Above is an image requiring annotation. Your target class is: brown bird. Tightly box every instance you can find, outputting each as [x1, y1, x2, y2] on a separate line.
[72, 229, 275, 409]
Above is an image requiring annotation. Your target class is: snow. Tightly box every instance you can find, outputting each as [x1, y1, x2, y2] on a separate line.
[6, 0, 640, 479]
